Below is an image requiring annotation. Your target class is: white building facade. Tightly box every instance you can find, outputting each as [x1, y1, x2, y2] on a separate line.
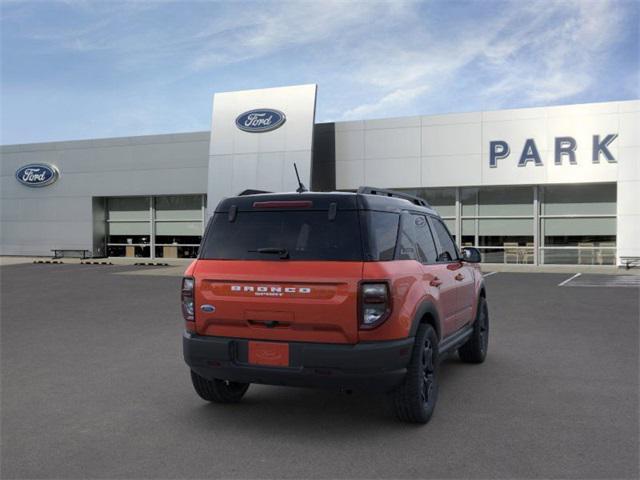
[1, 84, 638, 266]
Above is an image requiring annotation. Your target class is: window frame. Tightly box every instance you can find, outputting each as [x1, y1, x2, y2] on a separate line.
[410, 213, 439, 265]
[428, 216, 460, 263]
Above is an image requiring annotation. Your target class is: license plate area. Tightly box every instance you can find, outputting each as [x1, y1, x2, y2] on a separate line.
[248, 341, 290, 367]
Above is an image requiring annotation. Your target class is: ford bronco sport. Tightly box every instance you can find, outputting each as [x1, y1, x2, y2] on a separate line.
[182, 187, 488, 423]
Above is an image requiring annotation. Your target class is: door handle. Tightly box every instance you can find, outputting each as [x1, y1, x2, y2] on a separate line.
[430, 277, 443, 287]
[455, 273, 465, 281]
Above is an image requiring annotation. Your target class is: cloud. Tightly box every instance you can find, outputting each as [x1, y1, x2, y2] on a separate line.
[1, 0, 637, 144]
[338, 0, 633, 118]
[187, 1, 413, 71]
[342, 85, 429, 119]
[477, 0, 628, 105]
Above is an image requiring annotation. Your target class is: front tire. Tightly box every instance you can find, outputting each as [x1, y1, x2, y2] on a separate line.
[392, 324, 439, 424]
[458, 296, 489, 363]
[190, 370, 250, 403]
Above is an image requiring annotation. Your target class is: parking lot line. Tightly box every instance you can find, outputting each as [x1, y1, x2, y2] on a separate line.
[563, 275, 640, 288]
[558, 272, 581, 286]
[483, 271, 498, 278]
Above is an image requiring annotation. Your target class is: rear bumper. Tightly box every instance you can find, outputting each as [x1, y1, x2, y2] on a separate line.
[183, 332, 414, 393]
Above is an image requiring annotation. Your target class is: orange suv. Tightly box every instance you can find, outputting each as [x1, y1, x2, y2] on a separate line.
[182, 187, 488, 423]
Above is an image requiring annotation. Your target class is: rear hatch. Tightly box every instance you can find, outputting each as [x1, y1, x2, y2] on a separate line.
[194, 195, 363, 344]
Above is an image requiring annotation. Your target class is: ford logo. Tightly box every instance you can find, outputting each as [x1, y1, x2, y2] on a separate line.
[235, 109, 286, 133]
[15, 164, 60, 187]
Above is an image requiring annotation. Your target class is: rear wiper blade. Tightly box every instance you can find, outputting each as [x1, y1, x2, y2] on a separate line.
[249, 247, 290, 259]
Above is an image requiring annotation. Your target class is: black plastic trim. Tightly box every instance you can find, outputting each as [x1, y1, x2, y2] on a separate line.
[183, 333, 414, 392]
[409, 301, 442, 339]
[438, 325, 473, 355]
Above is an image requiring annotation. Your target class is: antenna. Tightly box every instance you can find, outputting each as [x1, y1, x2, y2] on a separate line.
[293, 163, 308, 193]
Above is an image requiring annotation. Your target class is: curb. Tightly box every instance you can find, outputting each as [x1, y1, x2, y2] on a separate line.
[133, 262, 170, 267]
[33, 260, 64, 264]
[81, 261, 113, 265]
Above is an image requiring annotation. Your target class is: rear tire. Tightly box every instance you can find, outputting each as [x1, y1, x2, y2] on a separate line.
[392, 324, 439, 424]
[190, 370, 250, 403]
[458, 296, 489, 363]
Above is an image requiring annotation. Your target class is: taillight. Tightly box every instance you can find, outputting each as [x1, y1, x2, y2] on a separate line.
[181, 277, 195, 321]
[359, 282, 391, 329]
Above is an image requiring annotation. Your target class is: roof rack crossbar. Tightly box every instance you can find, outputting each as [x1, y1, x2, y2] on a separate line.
[357, 186, 430, 208]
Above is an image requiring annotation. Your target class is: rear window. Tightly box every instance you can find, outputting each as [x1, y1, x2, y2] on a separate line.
[200, 210, 363, 261]
[364, 211, 399, 261]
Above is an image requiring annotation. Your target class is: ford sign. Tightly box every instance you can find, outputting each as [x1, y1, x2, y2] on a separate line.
[235, 109, 286, 133]
[15, 164, 60, 187]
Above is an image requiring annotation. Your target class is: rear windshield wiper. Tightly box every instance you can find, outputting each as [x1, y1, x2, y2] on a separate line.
[249, 247, 290, 259]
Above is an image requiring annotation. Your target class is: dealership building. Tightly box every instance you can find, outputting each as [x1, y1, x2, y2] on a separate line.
[1, 84, 638, 266]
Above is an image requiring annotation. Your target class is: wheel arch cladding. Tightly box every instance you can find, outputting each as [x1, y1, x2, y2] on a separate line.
[409, 301, 441, 340]
[479, 279, 487, 298]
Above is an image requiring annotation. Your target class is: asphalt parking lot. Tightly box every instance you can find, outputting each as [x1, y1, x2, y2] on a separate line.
[1, 263, 638, 479]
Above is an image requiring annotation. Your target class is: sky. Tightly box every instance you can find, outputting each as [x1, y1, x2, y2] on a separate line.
[1, 0, 638, 145]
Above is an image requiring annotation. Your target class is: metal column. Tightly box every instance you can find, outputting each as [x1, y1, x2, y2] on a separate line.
[149, 196, 156, 260]
[533, 186, 539, 266]
[455, 187, 462, 247]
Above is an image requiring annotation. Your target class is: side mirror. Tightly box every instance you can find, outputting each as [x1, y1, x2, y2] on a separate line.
[461, 247, 481, 263]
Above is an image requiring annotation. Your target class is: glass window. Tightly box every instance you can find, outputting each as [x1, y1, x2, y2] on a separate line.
[155, 195, 204, 259]
[477, 219, 534, 264]
[543, 217, 616, 237]
[108, 222, 150, 236]
[442, 218, 456, 237]
[106, 197, 151, 258]
[155, 195, 202, 220]
[155, 221, 202, 237]
[201, 211, 363, 261]
[478, 218, 533, 237]
[461, 188, 477, 216]
[365, 212, 399, 261]
[107, 221, 151, 259]
[540, 184, 616, 266]
[397, 214, 418, 261]
[542, 247, 616, 265]
[430, 218, 458, 262]
[542, 184, 616, 215]
[107, 197, 149, 221]
[478, 186, 533, 216]
[105, 195, 205, 259]
[461, 219, 475, 247]
[395, 188, 456, 217]
[413, 215, 438, 264]
[542, 216, 616, 266]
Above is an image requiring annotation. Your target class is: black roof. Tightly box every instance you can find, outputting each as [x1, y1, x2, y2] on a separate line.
[214, 189, 440, 217]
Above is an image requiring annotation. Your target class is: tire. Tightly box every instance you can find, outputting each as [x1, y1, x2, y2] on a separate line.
[190, 370, 250, 403]
[392, 324, 439, 424]
[458, 296, 489, 364]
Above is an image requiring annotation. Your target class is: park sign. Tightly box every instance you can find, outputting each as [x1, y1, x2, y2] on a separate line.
[489, 134, 618, 167]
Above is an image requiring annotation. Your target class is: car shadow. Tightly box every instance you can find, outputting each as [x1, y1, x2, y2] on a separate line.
[181, 356, 471, 437]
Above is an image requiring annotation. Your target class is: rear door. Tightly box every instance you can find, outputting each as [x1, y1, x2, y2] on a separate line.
[194, 205, 363, 344]
[428, 217, 475, 332]
[405, 214, 459, 337]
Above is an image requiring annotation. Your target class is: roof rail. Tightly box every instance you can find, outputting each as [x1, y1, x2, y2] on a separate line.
[357, 186, 430, 208]
[238, 189, 272, 196]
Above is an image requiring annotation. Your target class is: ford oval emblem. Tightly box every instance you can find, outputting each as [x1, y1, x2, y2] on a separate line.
[200, 304, 215, 313]
[235, 109, 286, 133]
[15, 163, 60, 188]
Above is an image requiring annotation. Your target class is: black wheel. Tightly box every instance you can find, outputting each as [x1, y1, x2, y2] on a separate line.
[458, 296, 489, 363]
[392, 324, 439, 424]
[190, 370, 250, 403]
